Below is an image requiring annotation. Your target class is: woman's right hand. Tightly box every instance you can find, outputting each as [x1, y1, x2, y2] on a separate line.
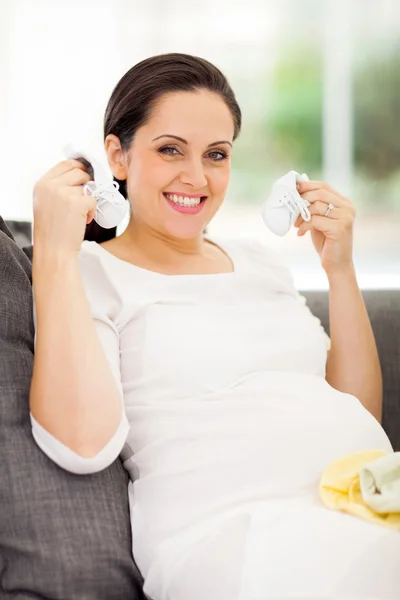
[33, 160, 97, 257]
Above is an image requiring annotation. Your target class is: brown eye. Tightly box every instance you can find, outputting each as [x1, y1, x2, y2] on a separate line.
[207, 150, 228, 161]
[158, 145, 181, 156]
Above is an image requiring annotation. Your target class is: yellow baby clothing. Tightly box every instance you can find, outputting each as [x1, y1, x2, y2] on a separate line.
[319, 449, 400, 531]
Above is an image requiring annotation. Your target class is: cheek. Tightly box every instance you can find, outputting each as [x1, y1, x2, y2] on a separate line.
[209, 164, 231, 195]
[151, 161, 180, 188]
[128, 153, 175, 192]
[148, 156, 183, 192]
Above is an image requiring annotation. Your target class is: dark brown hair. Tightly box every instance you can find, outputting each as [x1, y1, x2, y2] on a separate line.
[85, 52, 241, 242]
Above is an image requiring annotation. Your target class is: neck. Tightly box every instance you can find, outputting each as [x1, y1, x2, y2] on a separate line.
[120, 220, 208, 264]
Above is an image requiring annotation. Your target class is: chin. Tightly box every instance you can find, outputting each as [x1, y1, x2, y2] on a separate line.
[163, 220, 208, 241]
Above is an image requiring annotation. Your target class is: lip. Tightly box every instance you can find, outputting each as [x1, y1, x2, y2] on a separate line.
[163, 192, 207, 215]
[164, 191, 208, 199]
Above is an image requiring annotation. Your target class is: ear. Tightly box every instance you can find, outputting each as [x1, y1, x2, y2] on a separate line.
[104, 134, 128, 181]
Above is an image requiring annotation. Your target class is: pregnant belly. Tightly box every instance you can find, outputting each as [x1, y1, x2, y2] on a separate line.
[141, 497, 400, 600]
[127, 371, 392, 579]
[240, 499, 400, 599]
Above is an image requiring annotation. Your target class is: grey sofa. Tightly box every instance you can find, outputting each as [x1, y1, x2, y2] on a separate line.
[0, 218, 145, 599]
[1, 216, 399, 598]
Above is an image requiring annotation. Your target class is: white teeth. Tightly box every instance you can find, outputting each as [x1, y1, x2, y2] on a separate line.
[165, 193, 202, 207]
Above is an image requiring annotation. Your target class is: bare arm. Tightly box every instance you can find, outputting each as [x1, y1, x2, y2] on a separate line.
[296, 180, 382, 422]
[29, 159, 127, 463]
[30, 252, 125, 458]
[325, 265, 382, 422]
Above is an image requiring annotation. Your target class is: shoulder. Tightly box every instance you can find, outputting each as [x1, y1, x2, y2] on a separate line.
[226, 236, 294, 274]
[78, 241, 110, 285]
[217, 236, 297, 295]
[231, 237, 286, 263]
[78, 241, 123, 321]
[79, 239, 103, 260]
[79, 240, 122, 275]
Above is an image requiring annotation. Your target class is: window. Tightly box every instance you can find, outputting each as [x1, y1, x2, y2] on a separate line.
[1, 0, 399, 288]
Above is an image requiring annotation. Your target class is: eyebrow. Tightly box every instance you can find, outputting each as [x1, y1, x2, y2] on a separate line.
[152, 134, 233, 148]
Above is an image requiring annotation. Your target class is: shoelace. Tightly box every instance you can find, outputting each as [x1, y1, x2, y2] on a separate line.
[84, 180, 125, 217]
[281, 190, 311, 222]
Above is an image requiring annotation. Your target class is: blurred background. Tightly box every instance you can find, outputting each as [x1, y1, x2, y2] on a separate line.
[0, 0, 399, 288]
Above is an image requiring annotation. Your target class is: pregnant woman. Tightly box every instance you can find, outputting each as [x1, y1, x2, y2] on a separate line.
[30, 53, 398, 599]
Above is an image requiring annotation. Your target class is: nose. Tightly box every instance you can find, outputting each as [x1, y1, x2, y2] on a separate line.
[179, 158, 207, 190]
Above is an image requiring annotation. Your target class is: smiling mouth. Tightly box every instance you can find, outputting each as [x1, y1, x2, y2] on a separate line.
[163, 193, 208, 207]
[163, 192, 208, 215]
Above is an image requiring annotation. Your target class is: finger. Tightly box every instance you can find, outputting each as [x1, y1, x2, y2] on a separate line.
[307, 199, 356, 223]
[297, 180, 340, 195]
[60, 167, 92, 187]
[65, 183, 97, 215]
[299, 189, 347, 208]
[86, 206, 97, 225]
[294, 215, 304, 228]
[297, 180, 350, 204]
[44, 159, 89, 180]
[297, 215, 350, 237]
[79, 193, 97, 221]
[308, 201, 344, 219]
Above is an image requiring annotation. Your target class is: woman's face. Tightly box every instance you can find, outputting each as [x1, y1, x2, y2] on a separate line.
[108, 90, 235, 240]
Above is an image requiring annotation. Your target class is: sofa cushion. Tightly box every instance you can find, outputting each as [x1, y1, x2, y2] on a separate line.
[0, 217, 144, 599]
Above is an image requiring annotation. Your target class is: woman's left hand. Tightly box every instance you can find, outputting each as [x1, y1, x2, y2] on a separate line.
[295, 180, 356, 275]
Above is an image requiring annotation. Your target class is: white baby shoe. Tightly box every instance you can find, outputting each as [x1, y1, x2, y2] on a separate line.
[261, 170, 311, 236]
[63, 144, 129, 229]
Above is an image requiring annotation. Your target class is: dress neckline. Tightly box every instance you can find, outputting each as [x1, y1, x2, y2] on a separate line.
[82, 236, 237, 278]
